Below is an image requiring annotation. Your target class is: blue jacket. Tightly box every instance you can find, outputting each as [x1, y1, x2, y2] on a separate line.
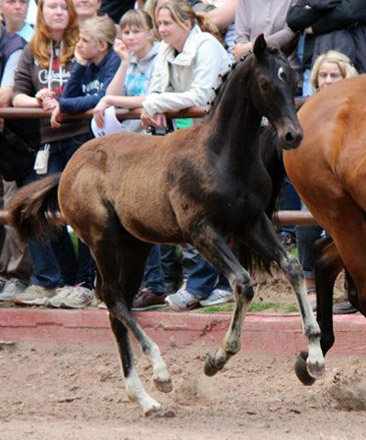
[59, 49, 120, 114]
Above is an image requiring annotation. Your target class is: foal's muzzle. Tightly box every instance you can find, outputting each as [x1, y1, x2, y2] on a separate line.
[277, 120, 303, 150]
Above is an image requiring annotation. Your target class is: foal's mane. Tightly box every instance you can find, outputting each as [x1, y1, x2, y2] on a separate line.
[206, 58, 249, 119]
[207, 46, 283, 119]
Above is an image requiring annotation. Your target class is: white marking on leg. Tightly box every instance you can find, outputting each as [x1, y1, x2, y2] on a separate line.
[125, 366, 161, 415]
[122, 315, 172, 392]
[145, 341, 171, 384]
[280, 254, 325, 376]
[211, 277, 251, 369]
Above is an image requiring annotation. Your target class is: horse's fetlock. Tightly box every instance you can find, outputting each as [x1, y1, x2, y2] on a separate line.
[304, 325, 321, 339]
[244, 284, 255, 301]
[225, 340, 241, 356]
[236, 283, 254, 301]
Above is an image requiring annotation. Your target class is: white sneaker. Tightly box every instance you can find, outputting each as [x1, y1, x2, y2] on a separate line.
[165, 288, 200, 311]
[199, 288, 234, 307]
[0, 278, 27, 301]
[46, 285, 75, 308]
[13, 285, 56, 306]
[59, 284, 94, 309]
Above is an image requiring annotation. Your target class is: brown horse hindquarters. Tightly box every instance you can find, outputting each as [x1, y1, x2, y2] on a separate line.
[284, 76, 366, 313]
[58, 128, 210, 246]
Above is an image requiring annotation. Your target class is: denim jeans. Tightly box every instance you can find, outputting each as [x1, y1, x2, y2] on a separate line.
[160, 244, 182, 287]
[142, 245, 166, 294]
[23, 133, 93, 288]
[278, 177, 301, 238]
[180, 243, 199, 281]
[76, 240, 95, 289]
[296, 224, 323, 279]
[186, 253, 231, 299]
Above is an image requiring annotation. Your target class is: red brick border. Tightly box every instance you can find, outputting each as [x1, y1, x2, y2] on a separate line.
[0, 308, 365, 356]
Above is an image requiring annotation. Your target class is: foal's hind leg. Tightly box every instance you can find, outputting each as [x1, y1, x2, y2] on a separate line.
[83, 222, 171, 414]
[241, 215, 324, 381]
[109, 315, 162, 415]
[183, 221, 254, 376]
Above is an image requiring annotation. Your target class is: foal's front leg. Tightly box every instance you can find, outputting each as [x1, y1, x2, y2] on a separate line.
[187, 222, 254, 376]
[243, 215, 325, 381]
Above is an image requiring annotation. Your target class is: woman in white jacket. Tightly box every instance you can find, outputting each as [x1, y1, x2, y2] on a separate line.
[140, 0, 230, 129]
[138, 1, 234, 312]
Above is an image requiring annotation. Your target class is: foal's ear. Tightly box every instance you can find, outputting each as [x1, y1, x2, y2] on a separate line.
[253, 34, 267, 59]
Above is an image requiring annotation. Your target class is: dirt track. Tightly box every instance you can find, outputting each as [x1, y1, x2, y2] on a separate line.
[1, 341, 366, 440]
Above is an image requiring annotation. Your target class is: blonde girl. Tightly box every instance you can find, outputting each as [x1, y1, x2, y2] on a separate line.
[93, 9, 159, 130]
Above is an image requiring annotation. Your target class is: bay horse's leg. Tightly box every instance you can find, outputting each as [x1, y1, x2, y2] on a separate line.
[90, 230, 172, 414]
[185, 222, 254, 376]
[313, 236, 343, 356]
[326, 218, 366, 316]
[344, 269, 359, 312]
[241, 215, 324, 381]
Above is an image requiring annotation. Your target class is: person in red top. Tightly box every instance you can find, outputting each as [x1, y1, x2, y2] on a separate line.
[11, 0, 93, 307]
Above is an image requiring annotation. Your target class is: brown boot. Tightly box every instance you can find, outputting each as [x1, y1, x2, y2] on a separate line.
[132, 288, 166, 311]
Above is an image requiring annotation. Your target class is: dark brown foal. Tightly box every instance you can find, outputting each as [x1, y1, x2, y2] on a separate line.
[10, 35, 323, 415]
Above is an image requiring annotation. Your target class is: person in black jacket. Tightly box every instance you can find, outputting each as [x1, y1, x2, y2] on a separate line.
[99, 0, 135, 23]
[287, 0, 366, 79]
[0, 24, 35, 301]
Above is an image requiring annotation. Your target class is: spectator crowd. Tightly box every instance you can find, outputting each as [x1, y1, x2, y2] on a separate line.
[0, 0, 365, 314]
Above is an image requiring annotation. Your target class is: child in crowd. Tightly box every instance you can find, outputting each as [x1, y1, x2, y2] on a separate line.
[51, 14, 120, 127]
[46, 13, 120, 308]
[93, 9, 159, 133]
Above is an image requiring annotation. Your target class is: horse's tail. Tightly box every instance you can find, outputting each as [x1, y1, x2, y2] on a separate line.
[8, 173, 62, 242]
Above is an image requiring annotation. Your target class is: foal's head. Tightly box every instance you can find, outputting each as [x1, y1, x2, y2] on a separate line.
[250, 35, 303, 150]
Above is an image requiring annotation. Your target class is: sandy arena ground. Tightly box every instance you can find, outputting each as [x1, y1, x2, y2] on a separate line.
[1, 339, 366, 440]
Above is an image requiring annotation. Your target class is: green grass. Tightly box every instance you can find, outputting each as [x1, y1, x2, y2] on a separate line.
[197, 301, 299, 314]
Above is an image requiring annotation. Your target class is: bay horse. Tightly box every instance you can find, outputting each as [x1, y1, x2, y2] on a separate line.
[284, 75, 366, 385]
[9, 35, 324, 415]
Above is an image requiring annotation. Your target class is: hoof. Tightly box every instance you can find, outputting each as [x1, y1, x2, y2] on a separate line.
[204, 354, 221, 377]
[143, 401, 162, 416]
[307, 359, 325, 380]
[294, 351, 316, 386]
[153, 377, 173, 393]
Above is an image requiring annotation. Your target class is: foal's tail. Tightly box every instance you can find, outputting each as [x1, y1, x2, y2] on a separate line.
[8, 173, 62, 242]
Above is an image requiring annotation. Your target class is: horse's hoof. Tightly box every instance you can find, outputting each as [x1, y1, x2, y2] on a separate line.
[143, 401, 162, 416]
[204, 355, 219, 377]
[307, 359, 325, 379]
[294, 351, 316, 386]
[153, 377, 173, 393]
